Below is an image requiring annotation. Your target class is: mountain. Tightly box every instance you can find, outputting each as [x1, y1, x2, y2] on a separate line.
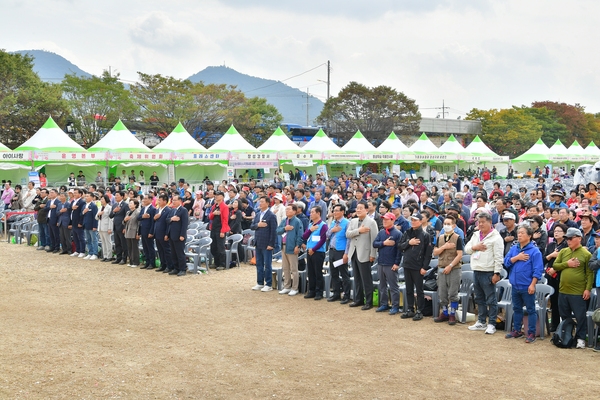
[187, 66, 324, 126]
[12, 50, 92, 81]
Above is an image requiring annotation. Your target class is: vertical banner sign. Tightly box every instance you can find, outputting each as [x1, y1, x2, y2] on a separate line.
[227, 167, 235, 181]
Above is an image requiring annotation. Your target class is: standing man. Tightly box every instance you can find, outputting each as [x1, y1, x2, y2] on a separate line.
[34, 188, 50, 250]
[372, 212, 403, 315]
[154, 194, 174, 273]
[56, 192, 72, 254]
[327, 204, 350, 303]
[69, 189, 86, 257]
[109, 191, 128, 265]
[504, 224, 544, 343]
[399, 214, 433, 320]
[209, 191, 230, 271]
[250, 196, 277, 291]
[81, 192, 99, 260]
[551, 228, 593, 349]
[433, 215, 464, 325]
[45, 189, 62, 253]
[465, 211, 505, 335]
[346, 201, 378, 310]
[166, 194, 189, 276]
[275, 204, 304, 296]
[302, 206, 328, 300]
[137, 195, 156, 269]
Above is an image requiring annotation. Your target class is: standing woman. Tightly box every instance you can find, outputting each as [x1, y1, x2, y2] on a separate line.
[543, 222, 568, 333]
[96, 195, 114, 262]
[124, 199, 141, 268]
[182, 190, 194, 216]
[11, 185, 23, 210]
[192, 190, 205, 221]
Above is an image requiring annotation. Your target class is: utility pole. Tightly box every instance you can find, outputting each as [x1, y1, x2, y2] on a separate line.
[442, 99, 447, 119]
[306, 88, 310, 126]
[326, 60, 330, 101]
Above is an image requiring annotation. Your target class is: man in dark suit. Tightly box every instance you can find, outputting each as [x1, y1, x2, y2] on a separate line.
[137, 194, 156, 269]
[56, 192, 72, 254]
[250, 195, 277, 291]
[81, 192, 99, 260]
[154, 193, 173, 273]
[166, 194, 189, 276]
[45, 189, 62, 253]
[110, 191, 129, 264]
[70, 188, 86, 258]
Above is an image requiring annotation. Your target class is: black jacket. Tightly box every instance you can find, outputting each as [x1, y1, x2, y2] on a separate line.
[398, 228, 433, 270]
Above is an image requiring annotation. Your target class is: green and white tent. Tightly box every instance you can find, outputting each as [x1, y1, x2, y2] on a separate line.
[302, 128, 340, 154]
[377, 131, 410, 154]
[258, 127, 303, 154]
[89, 119, 151, 153]
[584, 141, 600, 161]
[16, 117, 86, 152]
[438, 134, 465, 155]
[0, 142, 11, 151]
[210, 125, 256, 153]
[512, 138, 550, 164]
[565, 140, 586, 163]
[341, 130, 377, 154]
[547, 139, 569, 162]
[153, 122, 207, 153]
[408, 133, 455, 162]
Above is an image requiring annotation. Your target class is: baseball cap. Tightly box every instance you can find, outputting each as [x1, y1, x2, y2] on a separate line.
[565, 228, 583, 238]
[502, 212, 516, 220]
[411, 214, 423, 221]
[382, 212, 396, 221]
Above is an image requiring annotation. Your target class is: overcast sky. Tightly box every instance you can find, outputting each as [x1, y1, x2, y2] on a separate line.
[2, 0, 599, 118]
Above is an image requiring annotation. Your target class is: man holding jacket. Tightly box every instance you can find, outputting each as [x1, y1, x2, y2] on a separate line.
[399, 214, 433, 320]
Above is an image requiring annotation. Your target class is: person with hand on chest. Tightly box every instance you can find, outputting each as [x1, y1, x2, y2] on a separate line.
[153, 194, 174, 273]
[275, 203, 304, 296]
[372, 212, 403, 315]
[137, 195, 156, 269]
[250, 196, 278, 291]
[81, 192, 99, 260]
[301, 206, 329, 301]
[209, 191, 230, 271]
[166, 194, 189, 276]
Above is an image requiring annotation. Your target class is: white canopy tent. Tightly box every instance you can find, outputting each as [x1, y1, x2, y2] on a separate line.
[565, 140, 586, 163]
[209, 125, 256, 153]
[258, 126, 303, 154]
[152, 122, 207, 153]
[584, 141, 600, 161]
[16, 117, 87, 152]
[89, 119, 152, 153]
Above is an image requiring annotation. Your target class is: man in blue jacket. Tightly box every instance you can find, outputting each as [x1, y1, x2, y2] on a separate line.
[503, 224, 544, 343]
[70, 189, 86, 258]
[373, 212, 403, 315]
[45, 189, 62, 253]
[56, 192, 72, 255]
[153, 194, 173, 273]
[81, 192, 99, 260]
[275, 203, 304, 296]
[326, 203, 350, 303]
[251, 196, 277, 291]
[166, 194, 189, 277]
[137, 194, 156, 269]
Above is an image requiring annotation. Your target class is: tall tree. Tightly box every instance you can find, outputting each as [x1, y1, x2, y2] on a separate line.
[0, 50, 69, 148]
[316, 81, 421, 145]
[531, 101, 590, 146]
[518, 106, 569, 146]
[62, 71, 136, 147]
[466, 107, 542, 157]
[234, 97, 283, 147]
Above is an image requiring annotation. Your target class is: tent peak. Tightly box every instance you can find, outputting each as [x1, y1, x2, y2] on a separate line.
[172, 122, 187, 133]
[41, 116, 60, 130]
[112, 119, 128, 131]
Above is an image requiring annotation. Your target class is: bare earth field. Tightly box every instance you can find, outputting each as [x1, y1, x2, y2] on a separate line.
[0, 241, 596, 399]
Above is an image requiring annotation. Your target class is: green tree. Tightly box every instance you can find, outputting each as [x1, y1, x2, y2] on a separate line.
[466, 108, 542, 157]
[234, 97, 283, 147]
[0, 50, 69, 148]
[531, 101, 590, 145]
[518, 106, 569, 146]
[62, 71, 136, 147]
[316, 81, 421, 145]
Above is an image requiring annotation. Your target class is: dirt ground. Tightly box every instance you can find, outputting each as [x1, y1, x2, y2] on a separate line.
[0, 241, 597, 400]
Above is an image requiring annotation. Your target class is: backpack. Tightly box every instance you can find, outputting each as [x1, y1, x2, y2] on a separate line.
[551, 318, 576, 348]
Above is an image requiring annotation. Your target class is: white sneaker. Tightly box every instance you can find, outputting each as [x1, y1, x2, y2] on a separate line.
[279, 288, 291, 295]
[129, 264, 138, 268]
[288, 290, 298, 296]
[577, 339, 586, 349]
[274, 259, 282, 263]
[78, 253, 86, 258]
[468, 321, 487, 331]
[83, 255, 91, 260]
[485, 324, 496, 335]
[261, 286, 273, 292]
[44, 246, 51, 251]
[89, 255, 98, 261]
[252, 285, 264, 291]
[71, 252, 79, 257]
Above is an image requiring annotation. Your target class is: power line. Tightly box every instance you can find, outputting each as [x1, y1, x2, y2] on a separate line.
[244, 63, 327, 94]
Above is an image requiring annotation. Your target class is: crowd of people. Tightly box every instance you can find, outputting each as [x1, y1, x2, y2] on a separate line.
[2, 168, 599, 349]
